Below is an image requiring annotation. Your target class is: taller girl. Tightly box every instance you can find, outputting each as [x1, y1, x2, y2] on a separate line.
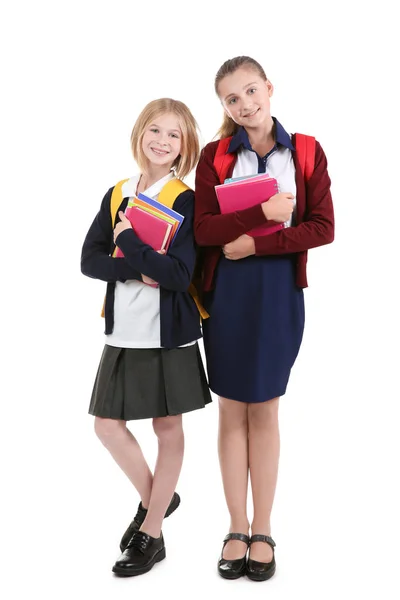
[194, 56, 334, 581]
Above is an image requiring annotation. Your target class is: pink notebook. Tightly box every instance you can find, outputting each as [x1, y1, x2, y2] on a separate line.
[115, 206, 173, 258]
[215, 177, 284, 237]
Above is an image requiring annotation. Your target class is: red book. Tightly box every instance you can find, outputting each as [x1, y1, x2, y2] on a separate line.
[215, 177, 284, 237]
[115, 206, 173, 258]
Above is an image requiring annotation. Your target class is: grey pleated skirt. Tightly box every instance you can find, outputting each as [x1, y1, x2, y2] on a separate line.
[89, 343, 212, 421]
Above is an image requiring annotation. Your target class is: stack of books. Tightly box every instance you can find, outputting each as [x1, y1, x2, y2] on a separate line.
[215, 173, 284, 237]
[115, 192, 184, 258]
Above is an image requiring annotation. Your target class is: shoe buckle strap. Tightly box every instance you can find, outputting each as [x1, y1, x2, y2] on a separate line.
[223, 533, 250, 545]
[250, 534, 276, 547]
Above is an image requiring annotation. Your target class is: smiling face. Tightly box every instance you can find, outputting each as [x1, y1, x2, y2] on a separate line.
[141, 112, 182, 170]
[217, 67, 273, 131]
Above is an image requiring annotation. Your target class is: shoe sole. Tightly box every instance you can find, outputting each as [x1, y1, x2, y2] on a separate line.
[246, 565, 276, 581]
[112, 547, 166, 577]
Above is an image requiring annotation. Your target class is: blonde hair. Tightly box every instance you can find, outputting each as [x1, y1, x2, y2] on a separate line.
[130, 98, 200, 179]
[214, 56, 268, 139]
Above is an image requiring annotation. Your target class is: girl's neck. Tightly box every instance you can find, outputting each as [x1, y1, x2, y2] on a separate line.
[138, 164, 173, 192]
[246, 116, 275, 156]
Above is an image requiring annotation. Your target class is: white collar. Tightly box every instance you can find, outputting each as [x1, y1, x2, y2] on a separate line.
[121, 171, 175, 199]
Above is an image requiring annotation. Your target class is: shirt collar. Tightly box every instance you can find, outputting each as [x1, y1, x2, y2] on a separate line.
[121, 170, 175, 199]
[227, 117, 295, 154]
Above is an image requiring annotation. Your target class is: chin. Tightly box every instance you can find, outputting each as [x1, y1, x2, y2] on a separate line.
[245, 115, 264, 128]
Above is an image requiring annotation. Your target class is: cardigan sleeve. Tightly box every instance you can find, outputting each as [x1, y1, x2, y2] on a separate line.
[81, 187, 143, 283]
[254, 141, 334, 255]
[115, 189, 197, 292]
[194, 143, 268, 246]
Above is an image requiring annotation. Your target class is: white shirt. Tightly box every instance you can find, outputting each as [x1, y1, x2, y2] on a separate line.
[106, 172, 172, 349]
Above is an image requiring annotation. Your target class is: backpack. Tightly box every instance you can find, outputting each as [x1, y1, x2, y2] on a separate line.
[101, 178, 209, 320]
[213, 133, 316, 184]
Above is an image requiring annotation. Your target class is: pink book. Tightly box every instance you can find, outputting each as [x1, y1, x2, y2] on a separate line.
[115, 206, 173, 258]
[215, 177, 284, 237]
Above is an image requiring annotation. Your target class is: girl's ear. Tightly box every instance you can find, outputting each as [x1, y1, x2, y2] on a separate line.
[266, 79, 274, 97]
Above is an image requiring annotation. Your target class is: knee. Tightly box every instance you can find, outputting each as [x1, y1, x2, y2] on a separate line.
[94, 417, 125, 446]
[152, 415, 183, 444]
[219, 397, 248, 431]
[248, 398, 279, 429]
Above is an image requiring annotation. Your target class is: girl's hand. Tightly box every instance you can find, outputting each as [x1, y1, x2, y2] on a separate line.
[223, 234, 255, 260]
[113, 211, 132, 243]
[141, 249, 165, 286]
[142, 274, 158, 285]
[262, 193, 294, 223]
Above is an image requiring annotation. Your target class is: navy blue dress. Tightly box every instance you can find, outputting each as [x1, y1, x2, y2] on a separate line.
[202, 123, 305, 403]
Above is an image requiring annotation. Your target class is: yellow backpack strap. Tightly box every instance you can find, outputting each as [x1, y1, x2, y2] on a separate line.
[101, 179, 129, 317]
[158, 179, 190, 209]
[188, 283, 209, 320]
[158, 179, 209, 321]
[110, 179, 129, 227]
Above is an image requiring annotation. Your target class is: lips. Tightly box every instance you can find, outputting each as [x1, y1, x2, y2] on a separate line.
[151, 147, 169, 156]
[243, 108, 259, 118]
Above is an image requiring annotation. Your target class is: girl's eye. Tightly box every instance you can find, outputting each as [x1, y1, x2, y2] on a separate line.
[150, 128, 159, 133]
[170, 133, 179, 138]
[228, 98, 237, 105]
[248, 88, 256, 94]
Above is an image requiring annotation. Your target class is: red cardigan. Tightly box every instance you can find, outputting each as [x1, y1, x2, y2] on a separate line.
[194, 139, 334, 291]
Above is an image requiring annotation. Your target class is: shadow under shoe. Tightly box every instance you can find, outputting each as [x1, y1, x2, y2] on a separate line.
[119, 492, 180, 552]
[217, 533, 249, 580]
[112, 531, 166, 577]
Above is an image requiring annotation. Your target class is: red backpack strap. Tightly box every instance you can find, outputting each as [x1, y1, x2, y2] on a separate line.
[294, 133, 316, 182]
[213, 136, 235, 184]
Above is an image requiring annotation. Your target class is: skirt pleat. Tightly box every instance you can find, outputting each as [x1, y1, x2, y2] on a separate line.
[89, 342, 212, 421]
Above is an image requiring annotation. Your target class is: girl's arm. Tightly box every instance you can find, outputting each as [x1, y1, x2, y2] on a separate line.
[81, 188, 142, 283]
[254, 141, 334, 255]
[194, 143, 268, 246]
[115, 190, 197, 292]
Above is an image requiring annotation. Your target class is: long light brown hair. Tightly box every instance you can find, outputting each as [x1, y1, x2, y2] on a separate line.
[130, 98, 200, 179]
[215, 56, 268, 139]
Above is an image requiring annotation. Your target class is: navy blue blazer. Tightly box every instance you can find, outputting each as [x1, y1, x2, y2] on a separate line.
[81, 187, 202, 348]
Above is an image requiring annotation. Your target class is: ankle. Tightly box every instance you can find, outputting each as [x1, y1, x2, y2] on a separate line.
[139, 525, 162, 539]
[229, 520, 250, 535]
[251, 523, 271, 536]
[140, 516, 162, 539]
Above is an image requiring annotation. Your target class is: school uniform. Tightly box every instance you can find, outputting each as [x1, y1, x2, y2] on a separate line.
[81, 173, 211, 420]
[194, 119, 334, 404]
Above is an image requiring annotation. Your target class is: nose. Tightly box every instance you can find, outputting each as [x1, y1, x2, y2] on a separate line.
[159, 131, 169, 146]
[243, 100, 254, 113]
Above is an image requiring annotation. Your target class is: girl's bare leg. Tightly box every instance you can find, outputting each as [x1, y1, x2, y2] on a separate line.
[248, 397, 280, 562]
[218, 397, 250, 560]
[140, 414, 184, 538]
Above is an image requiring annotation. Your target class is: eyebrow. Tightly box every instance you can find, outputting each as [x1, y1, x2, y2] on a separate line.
[149, 123, 181, 134]
[224, 82, 258, 101]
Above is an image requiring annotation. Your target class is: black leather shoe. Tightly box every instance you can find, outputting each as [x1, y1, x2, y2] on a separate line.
[246, 534, 276, 581]
[112, 531, 166, 577]
[119, 492, 180, 552]
[217, 533, 249, 579]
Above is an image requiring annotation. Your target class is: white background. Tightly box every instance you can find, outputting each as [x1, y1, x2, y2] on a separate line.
[1, 0, 399, 598]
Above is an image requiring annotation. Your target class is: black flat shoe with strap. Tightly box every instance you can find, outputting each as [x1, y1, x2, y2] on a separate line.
[246, 534, 276, 581]
[217, 533, 249, 579]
